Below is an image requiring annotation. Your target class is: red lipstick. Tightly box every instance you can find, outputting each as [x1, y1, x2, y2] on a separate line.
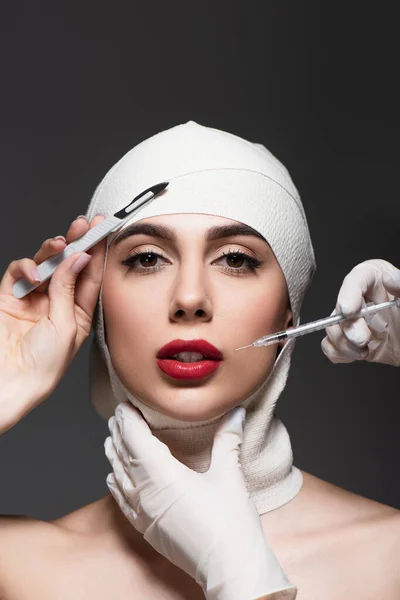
[156, 339, 223, 380]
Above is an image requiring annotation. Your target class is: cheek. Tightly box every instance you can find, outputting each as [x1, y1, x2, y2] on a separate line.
[212, 275, 288, 389]
[222, 276, 288, 341]
[101, 276, 160, 371]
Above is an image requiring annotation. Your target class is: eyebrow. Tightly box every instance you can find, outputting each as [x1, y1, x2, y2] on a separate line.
[111, 222, 267, 247]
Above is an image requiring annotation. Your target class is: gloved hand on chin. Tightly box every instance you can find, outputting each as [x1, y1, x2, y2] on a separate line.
[105, 403, 297, 600]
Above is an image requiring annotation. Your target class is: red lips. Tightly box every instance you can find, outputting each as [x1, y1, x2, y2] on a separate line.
[156, 339, 223, 380]
[156, 339, 223, 360]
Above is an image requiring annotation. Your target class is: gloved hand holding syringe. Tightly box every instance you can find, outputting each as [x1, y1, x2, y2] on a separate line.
[235, 297, 400, 350]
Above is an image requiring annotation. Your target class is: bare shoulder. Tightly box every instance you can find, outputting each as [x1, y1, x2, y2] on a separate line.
[0, 515, 66, 599]
[341, 508, 400, 596]
[0, 513, 57, 532]
[356, 509, 400, 554]
[0, 501, 202, 600]
[295, 472, 400, 595]
[0, 498, 148, 600]
[367, 510, 400, 564]
[0, 513, 62, 555]
[0, 507, 124, 600]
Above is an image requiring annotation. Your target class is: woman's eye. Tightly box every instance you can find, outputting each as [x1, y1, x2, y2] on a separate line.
[121, 250, 168, 272]
[225, 253, 246, 268]
[215, 251, 263, 274]
[120, 249, 263, 274]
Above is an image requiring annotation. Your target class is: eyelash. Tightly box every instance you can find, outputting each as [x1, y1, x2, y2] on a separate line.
[120, 248, 263, 275]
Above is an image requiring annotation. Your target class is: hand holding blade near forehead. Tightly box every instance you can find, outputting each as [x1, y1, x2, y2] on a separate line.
[104, 402, 297, 600]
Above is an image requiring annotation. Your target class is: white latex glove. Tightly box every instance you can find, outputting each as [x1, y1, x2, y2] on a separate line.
[104, 402, 297, 600]
[321, 259, 400, 366]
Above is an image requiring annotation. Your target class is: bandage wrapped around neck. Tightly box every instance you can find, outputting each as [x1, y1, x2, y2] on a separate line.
[86, 120, 316, 515]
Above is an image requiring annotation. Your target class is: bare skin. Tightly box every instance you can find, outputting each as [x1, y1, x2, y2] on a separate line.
[0, 470, 399, 599]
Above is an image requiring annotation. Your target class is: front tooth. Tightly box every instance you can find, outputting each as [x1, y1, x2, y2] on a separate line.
[172, 352, 206, 362]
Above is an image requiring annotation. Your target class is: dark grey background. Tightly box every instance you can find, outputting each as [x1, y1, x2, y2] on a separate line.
[0, 2, 399, 520]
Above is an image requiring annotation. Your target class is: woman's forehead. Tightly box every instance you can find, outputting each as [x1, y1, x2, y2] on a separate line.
[110, 213, 268, 248]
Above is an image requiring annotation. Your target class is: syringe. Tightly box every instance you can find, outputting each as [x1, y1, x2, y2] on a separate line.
[235, 297, 400, 350]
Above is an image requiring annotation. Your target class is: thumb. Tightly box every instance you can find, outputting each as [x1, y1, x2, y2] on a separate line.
[48, 252, 92, 335]
[210, 407, 246, 473]
[382, 270, 400, 299]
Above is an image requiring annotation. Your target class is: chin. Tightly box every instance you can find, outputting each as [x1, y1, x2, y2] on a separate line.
[159, 405, 228, 423]
[136, 392, 235, 423]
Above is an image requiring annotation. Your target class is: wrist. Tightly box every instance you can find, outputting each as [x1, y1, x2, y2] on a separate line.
[202, 530, 296, 600]
[204, 580, 297, 600]
[0, 376, 46, 434]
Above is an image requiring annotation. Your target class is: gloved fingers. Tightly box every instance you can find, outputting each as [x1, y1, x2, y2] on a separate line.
[325, 309, 372, 352]
[321, 336, 368, 363]
[339, 317, 372, 349]
[105, 428, 155, 501]
[324, 319, 341, 345]
[336, 263, 377, 315]
[105, 438, 148, 530]
[109, 415, 164, 491]
[106, 472, 138, 523]
[114, 402, 153, 454]
[336, 263, 391, 316]
[324, 321, 370, 358]
[114, 402, 186, 484]
[382, 270, 400, 298]
[115, 402, 173, 462]
[108, 416, 131, 468]
[342, 295, 390, 342]
[321, 330, 369, 360]
[106, 458, 149, 536]
[361, 280, 392, 307]
[210, 407, 245, 474]
[104, 436, 136, 498]
[343, 262, 398, 312]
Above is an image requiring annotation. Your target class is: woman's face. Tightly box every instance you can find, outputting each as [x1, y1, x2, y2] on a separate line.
[102, 213, 292, 421]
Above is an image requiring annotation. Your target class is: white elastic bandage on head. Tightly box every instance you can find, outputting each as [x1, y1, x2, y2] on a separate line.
[85, 121, 316, 514]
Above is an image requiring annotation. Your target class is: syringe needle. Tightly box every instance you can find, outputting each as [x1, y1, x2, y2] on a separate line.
[234, 297, 400, 351]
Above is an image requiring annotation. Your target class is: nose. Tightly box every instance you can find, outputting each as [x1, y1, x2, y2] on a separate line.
[168, 260, 213, 323]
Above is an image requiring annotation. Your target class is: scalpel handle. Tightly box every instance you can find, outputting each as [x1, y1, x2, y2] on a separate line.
[12, 180, 169, 299]
[12, 215, 121, 299]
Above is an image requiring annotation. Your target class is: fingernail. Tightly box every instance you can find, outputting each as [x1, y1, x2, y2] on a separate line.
[71, 253, 91, 274]
[76, 215, 87, 220]
[53, 235, 66, 242]
[31, 268, 41, 283]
